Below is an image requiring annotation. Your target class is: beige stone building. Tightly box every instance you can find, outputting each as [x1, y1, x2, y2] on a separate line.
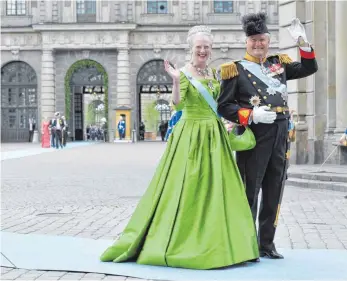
[0, 0, 279, 141]
[1, 0, 344, 164]
[278, 0, 347, 164]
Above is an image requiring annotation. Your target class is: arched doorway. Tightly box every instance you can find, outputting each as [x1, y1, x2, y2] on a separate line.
[1, 61, 38, 142]
[137, 59, 173, 140]
[155, 99, 171, 121]
[66, 60, 107, 141]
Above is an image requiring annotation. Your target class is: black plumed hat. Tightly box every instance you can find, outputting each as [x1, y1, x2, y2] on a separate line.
[241, 12, 269, 36]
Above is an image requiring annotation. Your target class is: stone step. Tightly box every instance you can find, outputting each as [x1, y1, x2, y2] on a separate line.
[287, 171, 347, 183]
[286, 177, 347, 192]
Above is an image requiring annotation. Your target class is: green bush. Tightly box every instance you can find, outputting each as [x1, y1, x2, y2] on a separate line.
[144, 102, 160, 132]
[65, 59, 108, 121]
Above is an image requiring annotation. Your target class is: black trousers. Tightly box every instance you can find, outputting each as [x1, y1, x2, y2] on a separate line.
[54, 130, 63, 148]
[237, 119, 289, 250]
[29, 130, 34, 142]
[160, 131, 166, 141]
[62, 130, 68, 146]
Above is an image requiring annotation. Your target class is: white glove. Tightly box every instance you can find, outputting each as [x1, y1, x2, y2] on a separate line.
[287, 18, 308, 45]
[252, 106, 277, 124]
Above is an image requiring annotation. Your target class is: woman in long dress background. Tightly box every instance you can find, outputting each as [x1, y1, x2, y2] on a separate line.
[41, 117, 51, 148]
[100, 25, 259, 269]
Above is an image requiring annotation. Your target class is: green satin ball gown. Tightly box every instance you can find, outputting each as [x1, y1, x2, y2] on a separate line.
[100, 72, 259, 269]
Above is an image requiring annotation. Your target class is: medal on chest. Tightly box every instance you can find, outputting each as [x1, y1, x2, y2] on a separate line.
[261, 62, 287, 101]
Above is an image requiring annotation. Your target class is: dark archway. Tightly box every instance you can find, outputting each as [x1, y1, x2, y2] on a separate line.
[65, 59, 107, 141]
[136, 59, 173, 139]
[1, 61, 38, 142]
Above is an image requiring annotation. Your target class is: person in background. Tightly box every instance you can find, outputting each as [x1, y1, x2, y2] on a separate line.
[28, 117, 36, 142]
[62, 116, 68, 147]
[50, 112, 65, 149]
[101, 118, 108, 142]
[117, 116, 126, 140]
[139, 121, 146, 140]
[339, 128, 347, 146]
[49, 114, 56, 147]
[41, 116, 51, 148]
[159, 121, 168, 141]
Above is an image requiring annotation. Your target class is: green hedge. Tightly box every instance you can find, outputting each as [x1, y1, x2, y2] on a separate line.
[64, 59, 108, 121]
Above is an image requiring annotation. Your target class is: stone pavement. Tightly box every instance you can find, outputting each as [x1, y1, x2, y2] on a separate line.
[287, 164, 347, 192]
[0, 142, 98, 161]
[1, 142, 347, 280]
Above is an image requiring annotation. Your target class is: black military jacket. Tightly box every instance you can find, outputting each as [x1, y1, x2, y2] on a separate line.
[217, 51, 318, 124]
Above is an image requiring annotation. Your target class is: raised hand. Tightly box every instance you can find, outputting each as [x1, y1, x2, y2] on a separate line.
[164, 60, 180, 83]
[287, 18, 308, 44]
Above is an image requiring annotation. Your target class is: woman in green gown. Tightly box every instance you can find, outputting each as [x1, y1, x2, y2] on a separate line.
[100, 25, 259, 269]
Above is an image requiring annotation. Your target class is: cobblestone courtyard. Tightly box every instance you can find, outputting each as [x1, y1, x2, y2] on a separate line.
[1, 143, 347, 280]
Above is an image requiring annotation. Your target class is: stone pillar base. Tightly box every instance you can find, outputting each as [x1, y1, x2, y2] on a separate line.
[291, 124, 309, 164]
[108, 129, 114, 143]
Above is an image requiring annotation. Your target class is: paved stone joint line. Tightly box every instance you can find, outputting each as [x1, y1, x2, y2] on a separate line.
[1, 143, 346, 280]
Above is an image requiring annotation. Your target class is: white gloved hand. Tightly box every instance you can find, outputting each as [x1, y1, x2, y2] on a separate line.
[287, 18, 308, 45]
[252, 106, 277, 124]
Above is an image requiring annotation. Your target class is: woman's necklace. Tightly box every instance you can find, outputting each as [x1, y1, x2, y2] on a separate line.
[191, 62, 215, 91]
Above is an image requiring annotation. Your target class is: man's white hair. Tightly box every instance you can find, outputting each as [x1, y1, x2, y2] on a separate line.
[246, 33, 271, 41]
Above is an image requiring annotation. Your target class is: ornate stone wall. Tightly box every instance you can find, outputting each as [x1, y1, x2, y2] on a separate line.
[279, 0, 346, 165]
[1, 0, 281, 142]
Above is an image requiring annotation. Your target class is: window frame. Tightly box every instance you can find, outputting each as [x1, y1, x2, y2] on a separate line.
[6, 0, 26, 16]
[76, 0, 97, 22]
[213, 1, 233, 14]
[147, 0, 168, 14]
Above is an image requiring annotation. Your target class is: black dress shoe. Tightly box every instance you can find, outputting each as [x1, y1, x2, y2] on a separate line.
[248, 258, 260, 262]
[259, 249, 284, 259]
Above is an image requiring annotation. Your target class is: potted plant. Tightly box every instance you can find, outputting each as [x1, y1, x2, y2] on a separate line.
[144, 101, 159, 140]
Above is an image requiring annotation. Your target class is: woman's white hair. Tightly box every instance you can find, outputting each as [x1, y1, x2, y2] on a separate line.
[187, 25, 213, 48]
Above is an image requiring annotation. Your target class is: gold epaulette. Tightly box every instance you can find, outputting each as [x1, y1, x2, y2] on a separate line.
[268, 53, 293, 64]
[220, 61, 239, 80]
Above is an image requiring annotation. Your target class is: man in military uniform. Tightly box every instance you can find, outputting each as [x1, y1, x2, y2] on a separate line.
[217, 13, 318, 259]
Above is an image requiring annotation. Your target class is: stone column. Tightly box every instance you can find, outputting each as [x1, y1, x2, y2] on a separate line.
[112, 48, 131, 142]
[312, 0, 328, 163]
[278, 0, 310, 164]
[335, 0, 347, 134]
[116, 48, 131, 106]
[41, 49, 55, 120]
[326, 0, 336, 133]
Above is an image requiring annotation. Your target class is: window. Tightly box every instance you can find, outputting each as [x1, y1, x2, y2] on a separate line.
[1, 61, 37, 142]
[214, 1, 233, 13]
[155, 100, 171, 122]
[76, 0, 96, 22]
[147, 1, 168, 14]
[6, 0, 26, 15]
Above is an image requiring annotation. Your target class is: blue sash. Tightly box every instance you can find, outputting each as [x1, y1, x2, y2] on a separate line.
[180, 68, 220, 118]
[164, 110, 182, 141]
[239, 60, 287, 95]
